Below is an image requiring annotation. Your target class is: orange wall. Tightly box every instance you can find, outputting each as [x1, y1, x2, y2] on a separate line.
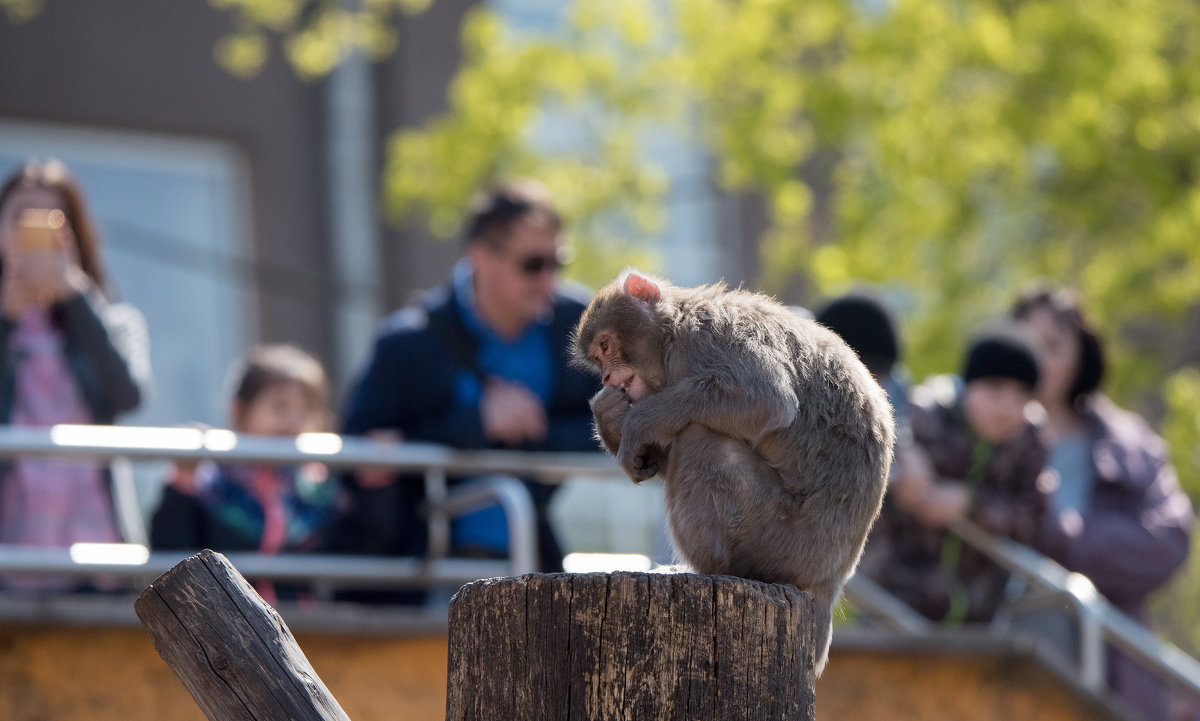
[0, 625, 1120, 721]
[0, 626, 449, 721]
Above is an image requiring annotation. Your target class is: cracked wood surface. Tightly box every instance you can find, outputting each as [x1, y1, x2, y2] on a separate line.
[446, 572, 817, 721]
[134, 549, 350, 721]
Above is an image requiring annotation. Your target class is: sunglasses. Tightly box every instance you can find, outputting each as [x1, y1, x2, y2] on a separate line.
[513, 252, 565, 276]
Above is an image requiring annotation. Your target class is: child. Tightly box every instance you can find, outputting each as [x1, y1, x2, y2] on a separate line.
[150, 344, 344, 603]
[869, 324, 1048, 623]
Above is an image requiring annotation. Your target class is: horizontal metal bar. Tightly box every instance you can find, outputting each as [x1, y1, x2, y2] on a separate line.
[0, 546, 511, 590]
[0, 592, 451, 635]
[0, 425, 624, 484]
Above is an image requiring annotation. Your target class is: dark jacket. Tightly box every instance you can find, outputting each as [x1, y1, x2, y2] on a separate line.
[0, 289, 150, 424]
[1035, 397, 1193, 721]
[150, 463, 344, 554]
[337, 281, 599, 569]
[1034, 396, 1193, 615]
[342, 281, 598, 451]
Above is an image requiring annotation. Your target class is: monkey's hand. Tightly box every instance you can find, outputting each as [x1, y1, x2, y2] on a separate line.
[589, 386, 629, 456]
[615, 406, 670, 483]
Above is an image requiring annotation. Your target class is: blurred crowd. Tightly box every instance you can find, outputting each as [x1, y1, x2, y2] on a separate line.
[819, 288, 1193, 721]
[0, 158, 1194, 720]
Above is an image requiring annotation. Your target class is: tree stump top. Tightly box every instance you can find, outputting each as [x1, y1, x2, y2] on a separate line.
[446, 571, 817, 721]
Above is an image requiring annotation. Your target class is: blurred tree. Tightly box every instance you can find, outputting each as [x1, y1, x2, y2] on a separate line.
[372, 0, 1200, 396]
[375, 0, 1200, 654]
[204, 0, 434, 79]
[0, 0, 41, 23]
[6, 0, 1200, 660]
[380, 1, 675, 287]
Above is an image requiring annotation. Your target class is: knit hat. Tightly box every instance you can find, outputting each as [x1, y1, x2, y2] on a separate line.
[962, 326, 1040, 391]
[815, 294, 899, 376]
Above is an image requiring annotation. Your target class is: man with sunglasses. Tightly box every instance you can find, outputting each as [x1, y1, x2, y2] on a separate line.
[341, 180, 598, 577]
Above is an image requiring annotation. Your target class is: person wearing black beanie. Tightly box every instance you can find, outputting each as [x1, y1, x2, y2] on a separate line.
[958, 325, 1042, 447]
[815, 293, 899, 379]
[860, 321, 1047, 626]
[962, 327, 1040, 393]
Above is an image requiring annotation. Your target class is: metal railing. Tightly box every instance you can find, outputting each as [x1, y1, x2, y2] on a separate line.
[949, 518, 1200, 703]
[845, 518, 1200, 707]
[0, 424, 625, 571]
[0, 423, 1196, 708]
[0, 424, 622, 596]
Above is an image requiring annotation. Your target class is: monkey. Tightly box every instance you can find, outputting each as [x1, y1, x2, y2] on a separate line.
[573, 269, 894, 676]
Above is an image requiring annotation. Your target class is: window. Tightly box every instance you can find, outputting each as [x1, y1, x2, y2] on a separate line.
[0, 119, 253, 428]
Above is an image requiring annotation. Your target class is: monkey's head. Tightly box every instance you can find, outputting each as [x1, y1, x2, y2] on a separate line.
[574, 269, 671, 402]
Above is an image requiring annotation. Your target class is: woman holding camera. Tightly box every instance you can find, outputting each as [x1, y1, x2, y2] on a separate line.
[0, 158, 152, 588]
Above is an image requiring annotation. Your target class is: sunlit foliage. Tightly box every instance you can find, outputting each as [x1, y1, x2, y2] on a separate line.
[382, 1, 674, 287]
[7, 0, 1200, 655]
[381, 0, 1200, 394]
[209, 0, 432, 79]
[378, 2, 1200, 613]
[0, 0, 43, 23]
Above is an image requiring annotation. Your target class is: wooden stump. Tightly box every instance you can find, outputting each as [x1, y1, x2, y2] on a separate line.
[134, 550, 350, 721]
[446, 572, 817, 721]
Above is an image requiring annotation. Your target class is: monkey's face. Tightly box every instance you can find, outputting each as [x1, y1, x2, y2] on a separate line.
[587, 329, 650, 401]
[574, 269, 669, 400]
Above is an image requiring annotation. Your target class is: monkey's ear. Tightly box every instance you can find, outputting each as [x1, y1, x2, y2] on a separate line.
[622, 270, 662, 305]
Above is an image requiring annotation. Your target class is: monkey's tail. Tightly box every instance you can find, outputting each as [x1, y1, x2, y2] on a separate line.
[808, 584, 837, 678]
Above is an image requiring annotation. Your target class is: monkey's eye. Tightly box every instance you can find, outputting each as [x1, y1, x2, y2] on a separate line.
[600, 339, 609, 354]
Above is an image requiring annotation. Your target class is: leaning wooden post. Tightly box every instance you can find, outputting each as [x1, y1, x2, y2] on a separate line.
[134, 550, 350, 721]
[446, 571, 817, 721]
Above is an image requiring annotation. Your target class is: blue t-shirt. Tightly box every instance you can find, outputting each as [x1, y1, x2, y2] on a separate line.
[449, 259, 555, 552]
[451, 259, 554, 408]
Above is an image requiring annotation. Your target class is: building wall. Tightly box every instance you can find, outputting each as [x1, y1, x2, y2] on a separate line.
[0, 0, 329, 352]
[0, 0, 473, 421]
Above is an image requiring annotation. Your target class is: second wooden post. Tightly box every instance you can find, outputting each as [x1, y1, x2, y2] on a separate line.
[446, 571, 817, 721]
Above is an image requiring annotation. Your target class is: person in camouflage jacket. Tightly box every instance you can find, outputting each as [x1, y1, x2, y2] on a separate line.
[861, 325, 1048, 623]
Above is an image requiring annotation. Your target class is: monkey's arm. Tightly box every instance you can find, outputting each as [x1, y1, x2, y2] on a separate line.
[617, 366, 797, 480]
[631, 359, 796, 442]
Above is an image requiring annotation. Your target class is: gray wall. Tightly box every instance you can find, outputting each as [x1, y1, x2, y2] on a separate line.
[0, 0, 473, 415]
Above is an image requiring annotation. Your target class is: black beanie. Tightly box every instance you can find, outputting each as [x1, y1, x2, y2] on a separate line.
[816, 294, 899, 376]
[962, 327, 1040, 391]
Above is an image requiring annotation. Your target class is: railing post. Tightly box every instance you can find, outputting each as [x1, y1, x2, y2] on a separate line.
[425, 466, 450, 560]
[1075, 596, 1108, 692]
[429, 475, 538, 575]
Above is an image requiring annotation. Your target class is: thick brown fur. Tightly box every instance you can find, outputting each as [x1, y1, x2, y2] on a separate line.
[573, 269, 894, 675]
